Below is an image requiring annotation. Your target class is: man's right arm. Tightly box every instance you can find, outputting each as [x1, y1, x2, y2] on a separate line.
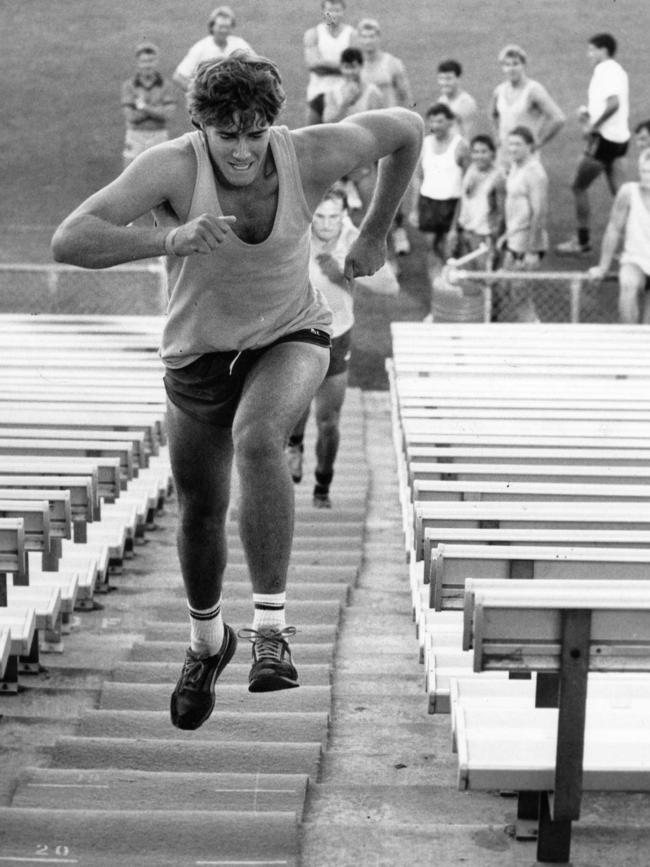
[51, 143, 235, 268]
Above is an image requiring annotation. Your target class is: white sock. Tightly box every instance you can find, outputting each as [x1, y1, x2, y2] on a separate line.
[188, 598, 225, 657]
[252, 591, 286, 631]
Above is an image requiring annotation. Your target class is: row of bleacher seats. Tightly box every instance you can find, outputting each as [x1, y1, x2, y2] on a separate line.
[0, 314, 172, 691]
[387, 321, 650, 865]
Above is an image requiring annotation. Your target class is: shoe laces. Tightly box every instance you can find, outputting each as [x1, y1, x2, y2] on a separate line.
[179, 652, 211, 690]
[237, 626, 297, 662]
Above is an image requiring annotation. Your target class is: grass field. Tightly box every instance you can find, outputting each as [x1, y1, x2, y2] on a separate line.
[2, 0, 647, 386]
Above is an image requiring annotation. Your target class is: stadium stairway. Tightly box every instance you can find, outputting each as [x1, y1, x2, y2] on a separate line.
[1, 388, 647, 866]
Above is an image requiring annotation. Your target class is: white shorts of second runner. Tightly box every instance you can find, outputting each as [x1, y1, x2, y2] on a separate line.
[620, 252, 650, 278]
[123, 129, 169, 165]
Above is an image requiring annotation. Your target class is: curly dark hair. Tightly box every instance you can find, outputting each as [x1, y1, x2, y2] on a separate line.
[188, 51, 286, 129]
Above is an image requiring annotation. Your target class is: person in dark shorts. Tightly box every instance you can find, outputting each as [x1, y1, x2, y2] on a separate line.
[51, 53, 423, 730]
[556, 33, 630, 256]
[408, 102, 469, 317]
[286, 185, 398, 507]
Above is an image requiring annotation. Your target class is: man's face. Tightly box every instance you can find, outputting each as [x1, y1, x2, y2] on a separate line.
[312, 197, 345, 242]
[587, 43, 607, 67]
[211, 14, 233, 44]
[638, 157, 650, 190]
[358, 28, 380, 54]
[322, 1, 345, 26]
[437, 72, 459, 97]
[428, 112, 452, 138]
[471, 141, 494, 171]
[501, 56, 525, 83]
[136, 52, 159, 77]
[507, 133, 530, 163]
[203, 112, 271, 188]
[636, 129, 650, 151]
[341, 61, 362, 82]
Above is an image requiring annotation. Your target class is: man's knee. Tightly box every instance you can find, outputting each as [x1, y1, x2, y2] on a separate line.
[233, 417, 283, 465]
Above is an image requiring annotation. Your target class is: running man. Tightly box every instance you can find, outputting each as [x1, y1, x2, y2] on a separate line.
[556, 33, 630, 256]
[51, 53, 423, 730]
[489, 44, 565, 164]
[303, 0, 357, 124]
[588, 148, 650, 323]
[173, 5, 252, 91]
[286, 185, 399, 507]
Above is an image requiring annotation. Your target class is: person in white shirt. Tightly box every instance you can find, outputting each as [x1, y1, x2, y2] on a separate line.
[303, 0, 357, 124]
[285, 186, 399, 507]
[556, 33, 630, 256]
[436, 59, 478, 142]
[173, 5, 252, 91]
[408, 102, 470, 308]
[589, 148, 650, 323]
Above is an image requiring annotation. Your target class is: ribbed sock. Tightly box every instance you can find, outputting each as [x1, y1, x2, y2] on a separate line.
[188, 598, 225, 657]
[252, 591, 287, 631]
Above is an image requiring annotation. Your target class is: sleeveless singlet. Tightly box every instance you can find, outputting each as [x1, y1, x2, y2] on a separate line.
[306, 23, 356, 101]
[160, 127, 332, 367]
[495, 79, 541, 143]
[419, 133, 464, 201]
[621, 183, 650, 276]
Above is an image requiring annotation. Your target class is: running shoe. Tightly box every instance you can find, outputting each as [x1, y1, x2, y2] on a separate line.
[238, 625, 299, 692]
[285, 443, 303, 483]
[170, 625, 237, 730]
[313, 491, 332, 509]
[555, 236, 593, 256]
[392, 226, 411, 256]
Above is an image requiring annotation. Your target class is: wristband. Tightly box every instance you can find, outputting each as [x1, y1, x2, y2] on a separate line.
[164, 228, 179, 256]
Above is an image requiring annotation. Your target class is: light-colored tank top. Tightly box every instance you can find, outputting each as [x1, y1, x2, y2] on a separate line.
[306, 23, 356, 100]
[420, 133, 464, 200]
[458, 165, 502, 236]
[621, 183, 650, 275]
[160, 127, 332, 367]
[495, 79, 541, 144]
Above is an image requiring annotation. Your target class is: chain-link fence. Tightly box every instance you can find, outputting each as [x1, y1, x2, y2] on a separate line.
[0, 261, 167, 315]
[432, 246, 619, 324]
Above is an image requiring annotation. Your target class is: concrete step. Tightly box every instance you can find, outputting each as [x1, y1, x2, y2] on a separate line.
[129, 639, 335, 664]
[0, 806, 299, 867]
[111, 660, 330, 686]
[113, 579, 352, 602]
[49, 735, 322, 776]
[143, 623, 338, 644]
[227, 521, 364, 537]
[148, 599, 342, 624]
[13, 767, 309, 813]
[75, 708, 330, 744]
[99, 682, 331, 713]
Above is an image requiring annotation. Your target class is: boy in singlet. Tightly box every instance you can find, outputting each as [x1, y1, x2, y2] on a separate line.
[303, 0, 357, 124]
[408, 102, 469, 314]
[51, 53, 423, 731]
[589, 148, 650, 323]
[489, 44, 565, 165]
[436, 59, 478, 142]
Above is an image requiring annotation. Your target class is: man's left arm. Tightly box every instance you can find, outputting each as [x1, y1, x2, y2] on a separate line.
[532, 83, 566, 147]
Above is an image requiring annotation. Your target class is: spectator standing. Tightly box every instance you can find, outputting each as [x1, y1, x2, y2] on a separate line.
[51, 54, 422, 731]
[589, 148, 650, 323]
[357, 16, 414, 255]
[322, 47, 384, 215]
[556, 33, 630, 256]
[173, 5, 252, 91]
[121, 41, 177, 168]
[303, 0, 357, 124]
[496, 125, 548, 322]
[286, 186, 399, 507]
[436, 59, 478, 141]
[448, 134, 505, 258]
[489, 44, 565, 164]
[409, 102, 470, 309]
[635, 120, 650, 152]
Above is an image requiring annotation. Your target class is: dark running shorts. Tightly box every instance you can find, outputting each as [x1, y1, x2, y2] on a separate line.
[163, 327, 331, 429]
[584, 132, 629, 165]
[417, 196, 458, 235]
[327, 329, 353, 377]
